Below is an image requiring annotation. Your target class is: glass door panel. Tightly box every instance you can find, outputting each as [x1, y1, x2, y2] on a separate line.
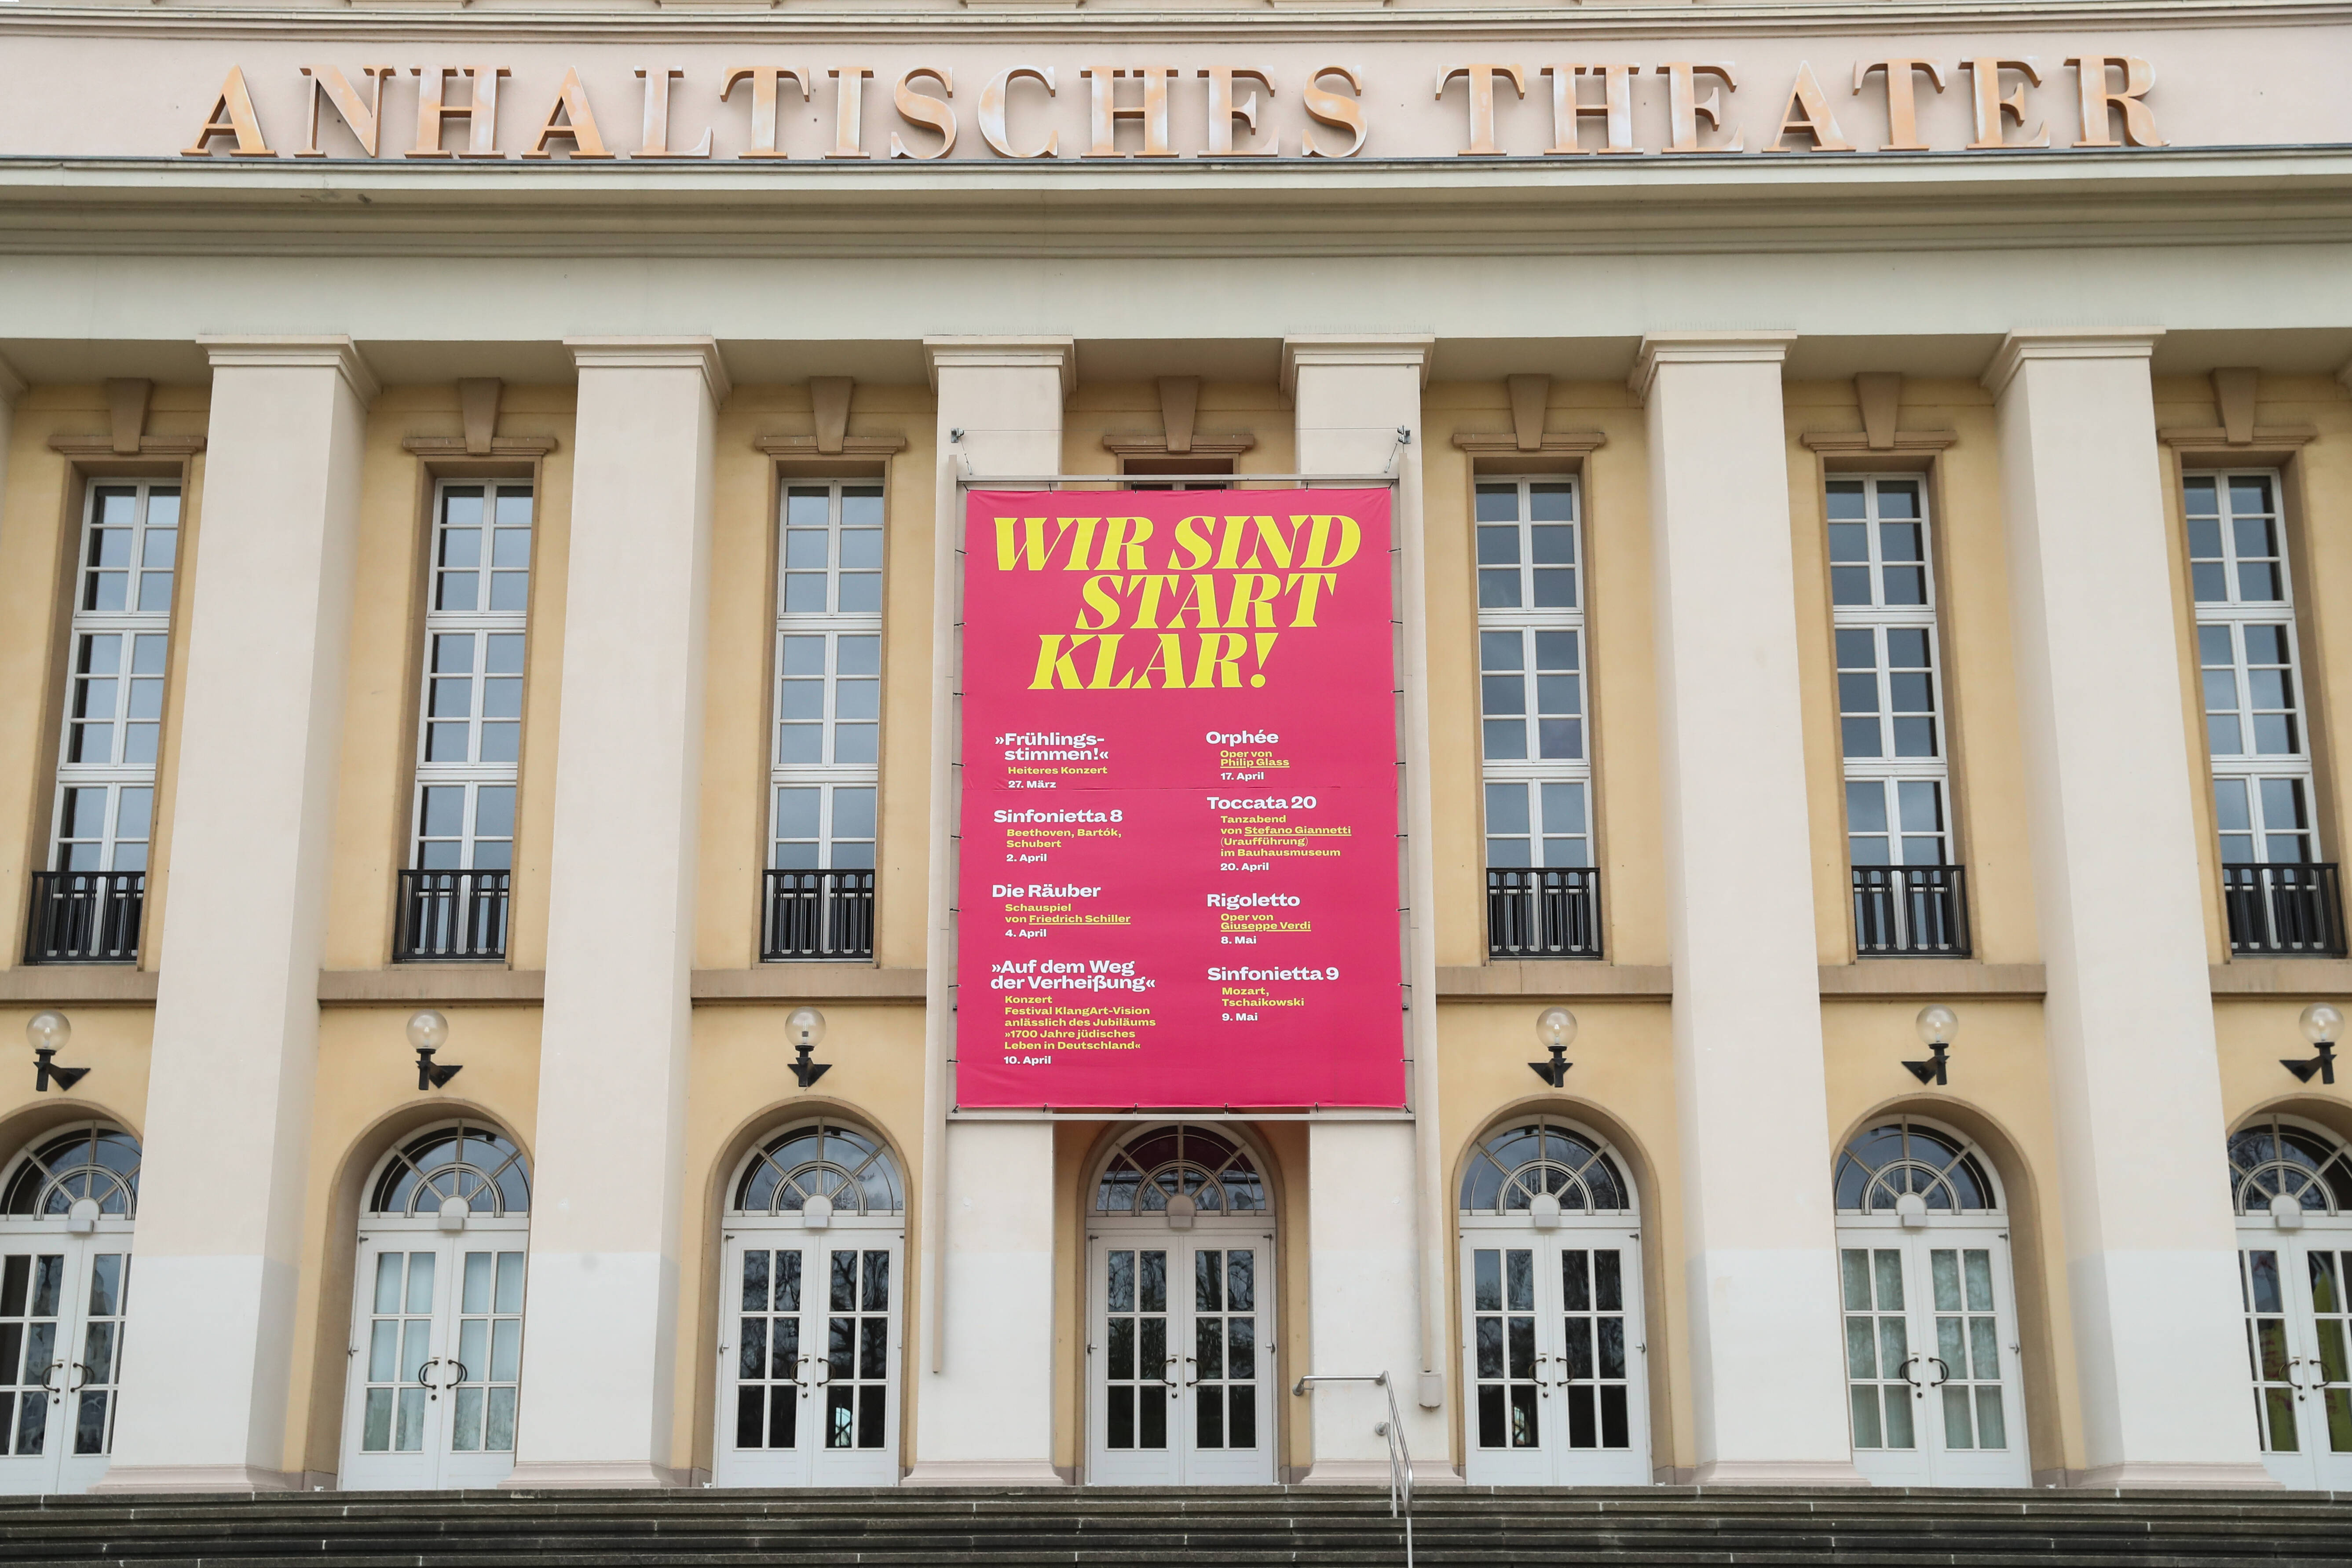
[714, 1233, 901, 1488]
[1459, 1232, 1649, 1486]
[341, 1229, 527, 1491]
[2239, 1234, 2352, 1489]
[1839, 1230, 2027, 1488]
[1088, 1234, 1274, 1485]
[0, 1238, 130, 1495]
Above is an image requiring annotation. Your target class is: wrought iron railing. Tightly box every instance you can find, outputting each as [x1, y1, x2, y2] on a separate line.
[24, 870, 144, 965]
[2223, 863, 2347, 958]
[1852, 864, 1971, 958]
[393, 869, 510, 963]
[763, 869, 876, 961]
[1485, 868, 1602, 960]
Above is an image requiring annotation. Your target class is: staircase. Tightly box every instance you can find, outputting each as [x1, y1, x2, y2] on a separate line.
[5, 1484, 2351, 1566]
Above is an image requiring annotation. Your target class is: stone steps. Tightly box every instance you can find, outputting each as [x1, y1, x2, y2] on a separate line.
[2, 1486, 2347, 1567]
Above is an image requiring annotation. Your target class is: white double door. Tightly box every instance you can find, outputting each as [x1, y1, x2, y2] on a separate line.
[1087, 1228, 1275, 1485]
[1459, 1227, 1650, 1485]
[0, 1225, 131, 1494]
[340, 1223, 528, 1490]
[1838, 1223, 2029, 1487]
[714, 1228, 903, 1487]
[2239, 1225, 2352, 1489]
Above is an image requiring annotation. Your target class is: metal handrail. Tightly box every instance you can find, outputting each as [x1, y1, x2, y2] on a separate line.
[1293, 1371, 1413, 1568]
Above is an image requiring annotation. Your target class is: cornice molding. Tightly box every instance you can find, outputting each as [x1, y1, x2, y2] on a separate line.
[198, 333, 379, 401]
[567, 335, 732, 402]
[1101, 431, 1257, 459]
[2158, 425, 2318, 456]
[756, 432, 909, 457]
[401, 435, 560, 457]
[924, 336, 1076, 394]
[48, 434, 207, 456]
[1798, 430, 1957, 455]
[1629, 330, 1796, 399]
[1450, 431, 1607, 459]
[1981, 327, 2162, 396]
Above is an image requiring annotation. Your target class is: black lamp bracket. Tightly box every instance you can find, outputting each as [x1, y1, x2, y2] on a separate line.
[1528, 1044, 1572, 1089]
[1902, 1042, 1951, 1087]
[791, 1039, 832, 1089]
[2284, 1039, 2338, 1086]
[33, 1049, 88, 1093]
[415, 1047, 464, 1091]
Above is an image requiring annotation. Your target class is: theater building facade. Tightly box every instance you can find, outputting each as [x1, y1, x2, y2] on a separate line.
[0, 0, 2350, 1497]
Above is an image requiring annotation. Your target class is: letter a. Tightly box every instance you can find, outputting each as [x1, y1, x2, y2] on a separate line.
[183, 68, 277, 157]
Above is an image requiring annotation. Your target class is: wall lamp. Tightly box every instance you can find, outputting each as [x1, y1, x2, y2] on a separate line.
[788, 1005, 831, 1088]
[409, 1010, 462, 1090]
[1903, 1005, 1957, 1086]
[2283, 1002, 2343, 1086]
[27, 1011, 88, 1093]
[1529, 1006, 1576, 1088]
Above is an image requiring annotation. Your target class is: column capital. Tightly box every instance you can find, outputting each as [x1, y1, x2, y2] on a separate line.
[565, 336, 731, 404]
[1281, 335, 1433, 395]
[1628, 331, 1796, 401]
[922, 336, 1075, 395]
[0, 352, 23, 403]
[1982, 328, 2163, 397]
[198, 335, 379, 403]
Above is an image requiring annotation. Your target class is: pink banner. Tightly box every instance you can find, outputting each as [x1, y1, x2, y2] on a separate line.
[955, 488, 1405, 1110]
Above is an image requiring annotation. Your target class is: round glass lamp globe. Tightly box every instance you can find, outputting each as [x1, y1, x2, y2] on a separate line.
[1536, 1007, 1577, 1051]
[2302, 1002, 2344, 1046]
[25, 1010, 69, 1053]
[787, 1006, 827, 1049]
[406, 1010, 450, 1052]
[1915, 1004, 1958, 1048]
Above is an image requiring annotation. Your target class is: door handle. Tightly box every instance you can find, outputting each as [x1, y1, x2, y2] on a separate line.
[797, 1352, 829, 1389]
[1899, 1354, 1931, 1396]
[1181, 1356, 1201, 1389]
[40, 1360, 69, 1399]
[64, 1362, 90, 1395]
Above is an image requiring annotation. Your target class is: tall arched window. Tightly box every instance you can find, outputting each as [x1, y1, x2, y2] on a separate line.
[2228, 1115, 2352, 1487]
[367, 1122, 530, 1218]
[2228, 1115, 2352, 1216]
[733, 1121, 903, 1217]
[2, 1126, 140, 1219]
[1093, 1124, 1265, 1214]
[1833, 1117, 1998, 1214]
[1458, 1117, 1632, 1215]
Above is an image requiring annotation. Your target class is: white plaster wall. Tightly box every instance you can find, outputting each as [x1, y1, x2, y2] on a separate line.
[102, 340, 372, 1489]
[1639, 335, 1859, 1483]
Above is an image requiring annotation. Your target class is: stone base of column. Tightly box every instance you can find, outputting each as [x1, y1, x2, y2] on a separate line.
[499, 1460, 688, 1489]
[1298, 1458, 1463, 1487]
[902, 1458, 1068, 1487]
[1693, 1458, 1870, 1487]
[90, 1464, 305, 1494]
[2072, 1460, 2283, 1490]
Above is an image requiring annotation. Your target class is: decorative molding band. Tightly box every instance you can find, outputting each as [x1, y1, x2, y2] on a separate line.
[1450, 431, 1607, 459]
[2158, 425, 2318, 453]
[47, 435, 207, 458]
[755, 433, 909, 458]
[1101, 432, 1257, 460]
[923, 336, 1077, 394]
[1799, 431, 1958, 455]
[1981, 328, 2164, 397]
[693, 964, 926, 1001]
[0, 966, 160, 1004]
[401, 435, 560, 458]
[198, 334, 380, 402]
[1281, 334, 1434, 393]
[1628, 329, 1797, 400]
[319, 967, 545, 1004]
[566, 336, 732, 403]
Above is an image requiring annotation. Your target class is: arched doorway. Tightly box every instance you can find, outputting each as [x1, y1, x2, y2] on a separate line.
[1085, 1124, 1276, 1485]
[338, 1120, 530, 1491]
[713, 1118, 905, 1488]
[1456, 1115, 1649, 1484]
[0, 1123, 138, 1495]
[2229, 1113, 2352, 1489]
[1832, 1116, 2027, 1487]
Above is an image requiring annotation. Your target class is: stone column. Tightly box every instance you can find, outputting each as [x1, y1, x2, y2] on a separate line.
[1987, 330, 2271, 1487]
[505, 340, 726, 1487]
[1282, 335, 1452, 1480]
[906, 337, 1072, 1486]
[99, 338, 375, 1491]
[1634, 332, 1862, 1484]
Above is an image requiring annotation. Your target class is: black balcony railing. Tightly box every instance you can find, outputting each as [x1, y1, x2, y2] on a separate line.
[2223, 863, 2347, 958]
[25, 870, 145, 965]
[1853, 864, 1972, 958]
[394, 869, 510, 963]
[1485, 868, 1602, 960]
[764, 869, 876, 961]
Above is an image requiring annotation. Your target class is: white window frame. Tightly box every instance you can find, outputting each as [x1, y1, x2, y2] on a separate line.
[409, 481, 533, 873]
[1829, 475, 1955, 871]
[1474, 476, 1591, 872]
[48, 481, 181, 875]
[771, 481, 884, 874]
[2188, 469, 2318, 867]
